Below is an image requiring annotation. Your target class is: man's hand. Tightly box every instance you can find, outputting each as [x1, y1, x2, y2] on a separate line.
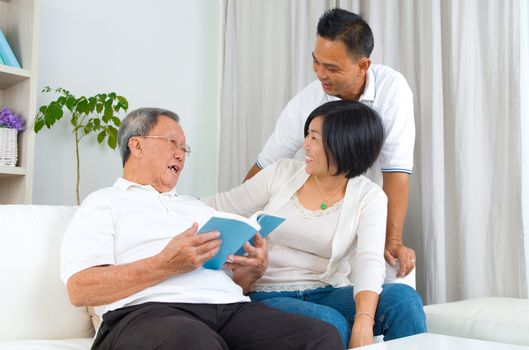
[384, 240, 416, 278]
[157, 223, 222, 275]
[226, 233, 268, 294]
[382, 172, 415, 278]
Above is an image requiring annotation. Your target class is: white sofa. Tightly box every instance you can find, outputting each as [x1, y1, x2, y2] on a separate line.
[424, 297, 529, 346]
[0, 205, 94, 350]
[0, 204, 417, 349]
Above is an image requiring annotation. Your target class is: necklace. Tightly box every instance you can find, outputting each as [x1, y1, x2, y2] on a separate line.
[311, 176, 347, 210]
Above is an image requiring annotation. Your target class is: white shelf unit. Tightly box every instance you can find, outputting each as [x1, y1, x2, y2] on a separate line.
[0, 0, 39, 204]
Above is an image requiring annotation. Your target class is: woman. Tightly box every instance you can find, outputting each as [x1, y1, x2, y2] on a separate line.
[204, 100, 426, 348]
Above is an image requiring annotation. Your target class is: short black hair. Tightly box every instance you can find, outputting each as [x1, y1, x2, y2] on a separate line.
[317, 8, 374, 59]
[304, 100, 384, 179]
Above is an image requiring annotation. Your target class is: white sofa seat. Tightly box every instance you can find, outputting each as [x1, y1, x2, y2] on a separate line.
[0, 205, 94, 350]
[424, 297, 529, 346]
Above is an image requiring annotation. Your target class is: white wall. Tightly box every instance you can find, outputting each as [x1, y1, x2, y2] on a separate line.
[33, 0, 220, 205]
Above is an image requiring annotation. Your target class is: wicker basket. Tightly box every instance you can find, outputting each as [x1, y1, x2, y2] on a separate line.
[0, 128, 18, 166]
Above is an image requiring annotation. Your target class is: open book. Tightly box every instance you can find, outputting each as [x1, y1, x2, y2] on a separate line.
[197, 211, 285, 270]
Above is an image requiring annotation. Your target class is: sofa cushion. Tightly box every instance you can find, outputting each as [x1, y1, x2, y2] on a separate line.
[424, 297, 529, 346]
[0, 205, 94, 341]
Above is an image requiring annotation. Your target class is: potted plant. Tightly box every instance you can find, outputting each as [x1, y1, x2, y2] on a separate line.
[0, 107, 25, 166]
[34, 87, 128, 205]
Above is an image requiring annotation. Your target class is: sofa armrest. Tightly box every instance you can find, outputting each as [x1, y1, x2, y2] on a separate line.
[384, 260, 416, 289]
[0, 205, 94, 342]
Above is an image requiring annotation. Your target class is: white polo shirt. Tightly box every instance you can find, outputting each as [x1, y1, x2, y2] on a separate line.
[61, 178, 249, 317]
[257, 64, 415, 186]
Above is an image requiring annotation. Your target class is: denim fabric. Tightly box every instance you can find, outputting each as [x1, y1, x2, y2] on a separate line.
[250, 284, 427, 349]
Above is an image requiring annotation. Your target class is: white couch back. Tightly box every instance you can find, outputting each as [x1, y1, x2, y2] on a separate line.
[0, 205, 93, 341]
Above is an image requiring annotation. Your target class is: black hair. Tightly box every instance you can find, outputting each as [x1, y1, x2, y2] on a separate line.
[317, 8, 374, 59]
[304, 100, 384, 179]
[118, 107, 180, 166]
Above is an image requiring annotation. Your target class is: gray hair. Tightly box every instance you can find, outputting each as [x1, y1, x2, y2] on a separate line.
[118, 107, 180, 165]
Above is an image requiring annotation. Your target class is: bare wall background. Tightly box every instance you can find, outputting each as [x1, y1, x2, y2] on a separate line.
[33, 0, 220, 204]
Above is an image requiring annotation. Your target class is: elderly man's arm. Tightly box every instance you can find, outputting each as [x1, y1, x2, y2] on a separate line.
[225, 233, 268, 294]
[66, 224, 221, 306]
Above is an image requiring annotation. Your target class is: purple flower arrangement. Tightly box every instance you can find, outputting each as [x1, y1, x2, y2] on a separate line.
[0, 107, 25, 132]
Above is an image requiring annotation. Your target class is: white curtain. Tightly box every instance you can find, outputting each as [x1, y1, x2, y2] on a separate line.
[220, 0, 526, 304]
[521, 0, 529, 295]
[219, 1, 324, 190]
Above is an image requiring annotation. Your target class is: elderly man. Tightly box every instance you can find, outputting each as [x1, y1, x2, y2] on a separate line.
[61, 108, 342, 350]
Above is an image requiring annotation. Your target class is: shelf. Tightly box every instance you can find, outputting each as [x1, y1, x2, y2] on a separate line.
[0, 0, 38, 203]
[0, 65, 31, 89]
[0, 165, 26, 176]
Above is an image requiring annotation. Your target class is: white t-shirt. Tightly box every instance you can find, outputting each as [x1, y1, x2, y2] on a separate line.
[61, 178, 249, 317]
[257, 64, 415, 186]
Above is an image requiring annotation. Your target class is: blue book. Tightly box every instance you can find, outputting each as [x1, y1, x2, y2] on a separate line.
[197, 211, 285, 270]
[0, 29, 21, 68]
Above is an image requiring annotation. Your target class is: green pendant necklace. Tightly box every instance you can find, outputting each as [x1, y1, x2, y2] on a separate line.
[312, 176, 346, 210]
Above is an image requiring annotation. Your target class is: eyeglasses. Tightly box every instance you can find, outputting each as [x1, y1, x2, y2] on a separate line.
[139, 136, 191, 155]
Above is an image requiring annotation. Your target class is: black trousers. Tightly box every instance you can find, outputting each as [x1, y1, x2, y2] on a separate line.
[92, 301, 342, 350]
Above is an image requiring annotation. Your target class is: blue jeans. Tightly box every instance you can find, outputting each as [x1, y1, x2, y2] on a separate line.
[250, 284, 427, 349]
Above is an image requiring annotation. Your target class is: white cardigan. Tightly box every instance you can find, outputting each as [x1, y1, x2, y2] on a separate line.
[204, 159, 388, 296]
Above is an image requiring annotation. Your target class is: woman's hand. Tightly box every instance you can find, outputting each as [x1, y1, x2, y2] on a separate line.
[349, 317, 375, 348]
[226, 233, 268, 294]
[349, 290, 378, 348]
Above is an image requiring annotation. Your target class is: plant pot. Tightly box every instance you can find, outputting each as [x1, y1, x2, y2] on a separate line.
[0, 128, 18, 166]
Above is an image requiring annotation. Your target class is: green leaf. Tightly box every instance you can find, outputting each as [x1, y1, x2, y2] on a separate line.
[44, 112, 55, 127]
[107, 135, 117, 149]
[93, 118, 101, 128]
[106, 126, 118, 149]
[97, 130, 106, 144]
[70, 115, 78, 127]
[112, 116, 121, 126]
[44, 102, 63, 127]
[49, 101, 63, 118]
[87, 97, 97, 112]
[84, 124, 92, 135]
[56, 87, 70, 96]
[103, 107, 112, 123]
[96, 103, 103, 114]
[117, 96, 128, 110]
[77, 99, 88, 114]
[65, 96, 76, 112]
[39, 105, 48, 114]
[108, 92, 116, 99]
[34, 118, 45, 133]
